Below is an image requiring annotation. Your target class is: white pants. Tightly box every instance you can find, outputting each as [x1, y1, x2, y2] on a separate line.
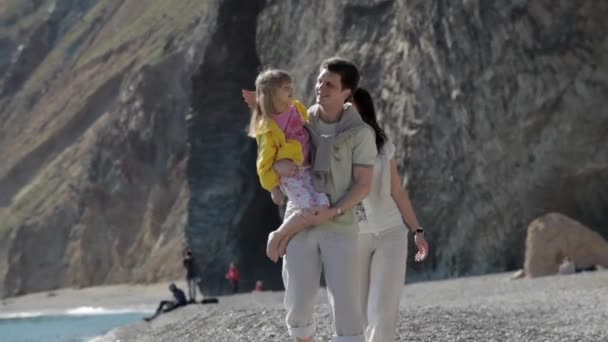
[282, 228, 365, 342]
[358, 226, 408, 342]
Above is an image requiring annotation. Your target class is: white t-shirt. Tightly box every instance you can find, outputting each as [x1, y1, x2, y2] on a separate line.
[358, 140, 404, 233]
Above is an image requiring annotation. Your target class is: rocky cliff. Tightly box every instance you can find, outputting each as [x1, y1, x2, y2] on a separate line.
[0, 0, 205, 297]
[255, 0, 608, 278]
[0, 0, 607, 297]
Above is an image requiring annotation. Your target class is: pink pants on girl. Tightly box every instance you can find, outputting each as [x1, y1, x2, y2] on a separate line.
[280, 166, 329, 209]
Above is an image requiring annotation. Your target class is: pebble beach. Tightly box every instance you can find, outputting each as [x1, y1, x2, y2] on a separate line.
[89, 271, 608, 341]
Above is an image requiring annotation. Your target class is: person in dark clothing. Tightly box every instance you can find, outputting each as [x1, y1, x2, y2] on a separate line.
[144, 284, 187, 322]
[183, 249, 200, 303]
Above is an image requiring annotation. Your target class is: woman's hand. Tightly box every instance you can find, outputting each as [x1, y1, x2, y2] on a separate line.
[274, 159, 297, 177]
[241, 89, 256, 110]
[413, 233, 429, 262]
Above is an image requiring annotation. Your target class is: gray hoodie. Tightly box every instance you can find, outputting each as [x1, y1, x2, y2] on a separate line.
[306, 103, 375, 201]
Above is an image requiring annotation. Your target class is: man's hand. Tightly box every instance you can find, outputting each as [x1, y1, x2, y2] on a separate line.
[300, 207, 336, 226]
[241, 89, 256, 110]
[274, 159, 297, 177]
[270, 187, 286, 205]
[414, 233, 429, 262]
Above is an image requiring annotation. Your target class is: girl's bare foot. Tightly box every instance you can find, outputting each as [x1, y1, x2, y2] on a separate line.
[266, 231, 285, 262]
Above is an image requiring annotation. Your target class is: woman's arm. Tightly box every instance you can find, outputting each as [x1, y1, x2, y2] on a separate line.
[389, 159, 421, 231]
[389, 159, 429, 262]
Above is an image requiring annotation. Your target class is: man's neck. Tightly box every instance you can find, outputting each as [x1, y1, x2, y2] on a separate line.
[319, 103, 343, 123]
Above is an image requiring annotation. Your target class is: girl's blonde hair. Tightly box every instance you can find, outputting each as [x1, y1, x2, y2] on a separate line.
[248, 69, 292, 137]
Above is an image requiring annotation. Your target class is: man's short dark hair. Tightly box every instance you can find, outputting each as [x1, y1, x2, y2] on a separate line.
[320, 57, 360, 93]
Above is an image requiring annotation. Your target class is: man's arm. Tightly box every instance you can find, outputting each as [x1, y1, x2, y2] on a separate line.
[332, 126, 377, 213]
[332, 165, 373, 212]
[305, 165, 373, 224]
[307, 127, 377, 224]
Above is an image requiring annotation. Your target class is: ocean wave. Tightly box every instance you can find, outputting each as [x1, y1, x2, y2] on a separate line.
[0, 311, 45, 319]
[0, 305, 153, 320]
[66, 306, 151, 315]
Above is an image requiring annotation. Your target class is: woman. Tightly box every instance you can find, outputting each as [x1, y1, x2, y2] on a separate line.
[353, 88, 429, 342]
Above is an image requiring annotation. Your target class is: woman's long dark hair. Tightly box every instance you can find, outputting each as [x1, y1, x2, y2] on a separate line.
[353, 88, 387, 153]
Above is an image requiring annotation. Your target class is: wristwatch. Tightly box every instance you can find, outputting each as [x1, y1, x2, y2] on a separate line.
[413, 227, 424, 235]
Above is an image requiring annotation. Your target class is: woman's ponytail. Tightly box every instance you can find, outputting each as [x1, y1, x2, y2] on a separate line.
[353, 88, 387, 153]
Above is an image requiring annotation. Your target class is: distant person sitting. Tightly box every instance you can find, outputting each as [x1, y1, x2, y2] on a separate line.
[225, 262, 240, 293]
[144, 284, 187, 322]
[558, 256, 576, 275]
[183, 249, 200, 303]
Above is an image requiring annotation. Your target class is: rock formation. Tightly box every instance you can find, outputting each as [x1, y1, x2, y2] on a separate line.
[523, 213, 608, 277]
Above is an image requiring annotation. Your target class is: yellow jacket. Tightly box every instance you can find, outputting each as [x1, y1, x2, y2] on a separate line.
[255, 100, 309, 191]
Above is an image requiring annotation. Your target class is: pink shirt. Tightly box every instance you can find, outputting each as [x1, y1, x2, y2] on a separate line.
[273, 105, 311, 164]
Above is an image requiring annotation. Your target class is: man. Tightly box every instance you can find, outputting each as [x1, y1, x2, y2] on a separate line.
[277, 58, 376, 342]
[143, 283, 187, 322]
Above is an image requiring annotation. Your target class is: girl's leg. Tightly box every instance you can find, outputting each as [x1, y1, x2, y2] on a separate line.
[366, 227, 408, 342]
[300, 166, 329, 207]
[268, 171, 317, 262]
[267, 210, 313, 262]
[280, 170, 314, 209]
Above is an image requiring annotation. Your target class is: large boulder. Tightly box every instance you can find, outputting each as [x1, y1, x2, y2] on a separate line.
[524, 213, 608, 277]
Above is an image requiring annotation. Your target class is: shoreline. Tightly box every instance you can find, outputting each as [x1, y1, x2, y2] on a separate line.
[0, 281, 189, 318]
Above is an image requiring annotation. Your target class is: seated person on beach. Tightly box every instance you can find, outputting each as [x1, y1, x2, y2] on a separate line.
[144, 284, 187, 322]
[558, 256, 600, 275]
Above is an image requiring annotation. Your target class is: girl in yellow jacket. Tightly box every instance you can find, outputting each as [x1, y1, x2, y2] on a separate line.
[247, 69, 329, 262]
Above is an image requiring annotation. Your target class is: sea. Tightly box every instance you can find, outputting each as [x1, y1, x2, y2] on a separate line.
[0, 306, 150, 342]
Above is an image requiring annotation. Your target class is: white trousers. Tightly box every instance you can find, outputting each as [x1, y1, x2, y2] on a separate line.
[358, 226, 408, 342]
[282, 228, 365, 342]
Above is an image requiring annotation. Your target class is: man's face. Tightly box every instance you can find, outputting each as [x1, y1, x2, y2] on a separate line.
[315, 69, 351, 107]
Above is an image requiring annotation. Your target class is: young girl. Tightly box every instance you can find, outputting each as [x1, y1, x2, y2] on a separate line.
[247, 69, 329, 262]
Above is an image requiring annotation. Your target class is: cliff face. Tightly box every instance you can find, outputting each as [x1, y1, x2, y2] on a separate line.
[1, 0, 607, 297]
[0, 0, 209, 297]
[186, 0, 285, 293]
